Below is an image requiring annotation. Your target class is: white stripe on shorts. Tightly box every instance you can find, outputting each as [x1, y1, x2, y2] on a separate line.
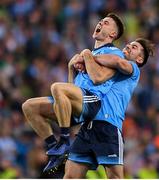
[117, 129, 124, 164]
[83, 95, 100, 103]
[83, 95, 100, 99]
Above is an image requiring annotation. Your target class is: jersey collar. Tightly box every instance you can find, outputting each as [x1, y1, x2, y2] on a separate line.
[93, 43, 114, 51]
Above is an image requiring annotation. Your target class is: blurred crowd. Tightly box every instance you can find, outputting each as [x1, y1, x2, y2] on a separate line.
[0, 0, 159, 178]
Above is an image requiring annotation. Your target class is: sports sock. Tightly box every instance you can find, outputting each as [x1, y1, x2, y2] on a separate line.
[60, 127, 70, 144]
[45, 134, 57, 149]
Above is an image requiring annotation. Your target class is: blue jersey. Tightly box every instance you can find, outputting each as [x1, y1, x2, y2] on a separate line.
[94, 61, 140, 130]
[74, 43, 124, 98]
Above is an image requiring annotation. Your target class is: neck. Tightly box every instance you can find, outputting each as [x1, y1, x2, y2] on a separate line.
[94, 39, 113, 49]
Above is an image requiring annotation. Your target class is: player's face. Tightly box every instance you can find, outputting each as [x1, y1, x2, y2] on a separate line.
[123, 41, 144, 64]
[92, 17, 117, 41]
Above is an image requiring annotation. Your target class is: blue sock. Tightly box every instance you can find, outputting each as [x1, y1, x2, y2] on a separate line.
[45, 135, 57, 149]
[60, 127, 70, 142]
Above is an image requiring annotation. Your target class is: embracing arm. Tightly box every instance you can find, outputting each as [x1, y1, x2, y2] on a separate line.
[81, 49, 116, 84]
[94, 54, 133, 75]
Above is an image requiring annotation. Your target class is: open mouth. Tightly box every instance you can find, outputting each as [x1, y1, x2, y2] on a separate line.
[96, 28, 101, 33]
[125, 47, 131, 54]
[123, 47, 130, 56]
[95, 24, 102, 33]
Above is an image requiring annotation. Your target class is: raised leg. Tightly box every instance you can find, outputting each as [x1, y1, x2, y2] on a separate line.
[51, 82, 83, 128]
[22, 97, 57, 139]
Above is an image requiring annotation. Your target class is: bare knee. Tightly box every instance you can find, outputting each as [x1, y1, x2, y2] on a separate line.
[64, 160, 88, 179]
[106, 165, 124, 179]
[22, 100, 31, 115]
[51, 83, 65, 97]
[22, 99, 38, 116]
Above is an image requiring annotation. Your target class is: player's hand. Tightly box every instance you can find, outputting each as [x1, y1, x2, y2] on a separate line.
[68, 54, 84, 69]
[74, 63, 86, 72]
[80, 49, 92, 59]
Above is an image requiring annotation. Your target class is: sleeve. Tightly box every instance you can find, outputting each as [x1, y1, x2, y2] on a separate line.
[128, 61, 140, 80]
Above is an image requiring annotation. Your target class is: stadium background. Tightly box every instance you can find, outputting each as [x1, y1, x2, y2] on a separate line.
[0, 0, 159, 178]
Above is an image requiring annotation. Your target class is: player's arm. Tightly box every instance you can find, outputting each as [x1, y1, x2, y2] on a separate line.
[81, 49, 116, 84]
[68, 54, 83, 83]
[68, 65, 75, 83]
[94, 54, 133, 75]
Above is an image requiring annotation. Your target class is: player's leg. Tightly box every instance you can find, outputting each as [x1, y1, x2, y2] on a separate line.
[64, 122, 95, 179]
[43, 124, 81, 174]
[64, 160, 89, 179]
[22, 97, 57, 147]
[51, 83, 101, 142]
[92, 121, 124, 179]
[51, 82, 83, 127]
[45, 85, 101, 172]
[105, 165, 124, 179]
[64, 120, 99, 179]
[105, 127, 124, 179]
[49, 83, 83, 150]
[22, 97, 62, 173]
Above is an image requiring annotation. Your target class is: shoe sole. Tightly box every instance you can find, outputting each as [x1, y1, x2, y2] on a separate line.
[45, 153, 69, 175]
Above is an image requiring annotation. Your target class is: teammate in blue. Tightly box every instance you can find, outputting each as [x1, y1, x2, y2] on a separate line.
[22, 13, 124, 173]
[63, 38, 154, 179]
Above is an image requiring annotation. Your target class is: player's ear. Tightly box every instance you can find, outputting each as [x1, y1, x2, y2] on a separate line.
[137, 56, 144, 64]
[109, 31, 117, 40]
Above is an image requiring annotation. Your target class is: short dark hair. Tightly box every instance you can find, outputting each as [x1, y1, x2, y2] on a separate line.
[135, 38, 154, 67]
[107, 13, 124, 40]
